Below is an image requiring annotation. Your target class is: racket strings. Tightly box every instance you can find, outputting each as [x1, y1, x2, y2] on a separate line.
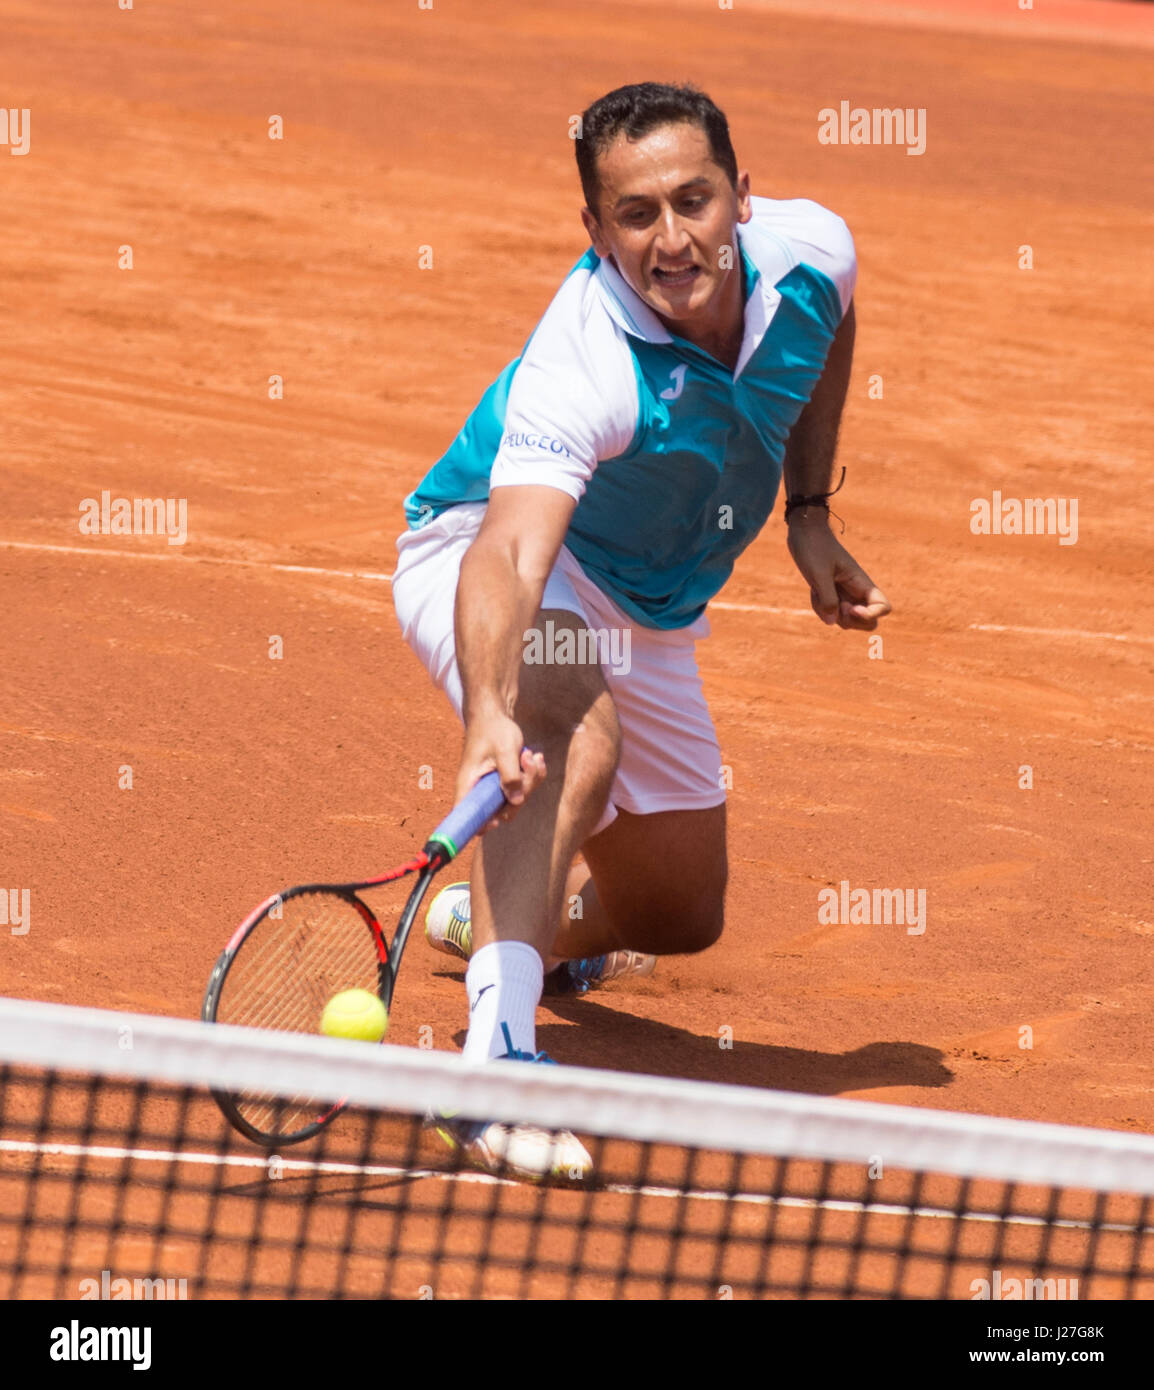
[215, 892, 384, 1137]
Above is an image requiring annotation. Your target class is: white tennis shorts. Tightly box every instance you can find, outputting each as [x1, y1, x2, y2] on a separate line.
[391, 502, 725, 838]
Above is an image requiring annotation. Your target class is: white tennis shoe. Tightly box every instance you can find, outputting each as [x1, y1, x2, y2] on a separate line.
[428, 1023, 594, 1183]
[433, 1113, 593, 1182]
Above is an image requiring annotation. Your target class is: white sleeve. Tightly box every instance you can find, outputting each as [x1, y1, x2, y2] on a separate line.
[745, 196, 857, 317]
[488, 272, 638, 502]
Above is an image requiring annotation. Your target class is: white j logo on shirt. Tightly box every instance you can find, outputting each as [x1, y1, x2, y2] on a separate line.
[660, 364, 687, 402]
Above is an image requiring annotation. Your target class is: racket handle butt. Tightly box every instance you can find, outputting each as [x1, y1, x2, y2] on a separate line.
[426, 768, 507, 860]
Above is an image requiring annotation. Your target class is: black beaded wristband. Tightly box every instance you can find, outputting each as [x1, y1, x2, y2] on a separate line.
[784, 466, 846, 523]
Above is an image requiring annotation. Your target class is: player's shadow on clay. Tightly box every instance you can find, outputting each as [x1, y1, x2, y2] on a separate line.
[450, 994, 952, 1096]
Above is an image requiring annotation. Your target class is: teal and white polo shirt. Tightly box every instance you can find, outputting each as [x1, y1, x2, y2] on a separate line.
[402, 195, 856, 630]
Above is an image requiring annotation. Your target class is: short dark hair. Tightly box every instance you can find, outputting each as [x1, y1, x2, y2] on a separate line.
[576, 82, 739, 216]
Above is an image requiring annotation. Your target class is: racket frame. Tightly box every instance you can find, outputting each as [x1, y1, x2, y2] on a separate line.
[202, 766, 508, 1146]
[202, 847, 446, 1146]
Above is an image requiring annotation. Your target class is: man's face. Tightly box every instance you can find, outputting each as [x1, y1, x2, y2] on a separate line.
[581, 122, 751, 330]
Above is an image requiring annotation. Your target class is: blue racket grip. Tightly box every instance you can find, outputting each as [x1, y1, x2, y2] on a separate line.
[425, 768, 508, 861]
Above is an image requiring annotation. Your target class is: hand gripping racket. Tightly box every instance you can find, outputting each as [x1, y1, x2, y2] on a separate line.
[202, 770, 507, 1147]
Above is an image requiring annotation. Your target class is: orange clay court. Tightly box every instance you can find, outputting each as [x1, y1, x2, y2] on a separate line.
[1, 0, 1153, 1298]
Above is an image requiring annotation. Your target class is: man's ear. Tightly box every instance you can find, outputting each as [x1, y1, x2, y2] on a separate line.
[735, 170, 753, 224]
[581, 205, 610, 257]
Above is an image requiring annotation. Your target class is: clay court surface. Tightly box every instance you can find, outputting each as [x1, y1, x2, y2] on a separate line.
[2, 0, 1153, 1296]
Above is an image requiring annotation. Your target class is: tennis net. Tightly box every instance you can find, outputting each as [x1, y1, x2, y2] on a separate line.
[1, 996, 1153, 1300]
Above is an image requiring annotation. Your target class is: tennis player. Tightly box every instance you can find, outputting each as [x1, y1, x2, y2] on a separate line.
[392, 82, 891, 1178]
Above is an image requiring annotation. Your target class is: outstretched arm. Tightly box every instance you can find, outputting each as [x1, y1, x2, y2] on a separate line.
[782, 303, 891, 630]
[453, 484, 576, 813]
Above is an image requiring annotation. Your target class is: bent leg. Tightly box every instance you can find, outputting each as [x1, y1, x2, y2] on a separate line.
[550, 802, 728, 959]
[469, 610, 622, 961]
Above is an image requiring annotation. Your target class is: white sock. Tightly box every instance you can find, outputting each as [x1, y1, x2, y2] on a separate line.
[462, 941, 544, 1063]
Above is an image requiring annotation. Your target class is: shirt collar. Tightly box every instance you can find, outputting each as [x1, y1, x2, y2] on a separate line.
[593, 255, 673, 343]
[591, 233, 778, 378]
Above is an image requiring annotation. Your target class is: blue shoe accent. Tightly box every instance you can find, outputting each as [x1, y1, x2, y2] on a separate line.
[544, 956, 607, 997]
[499, 1021, 556, 1064]
[542, 950, 657, 997]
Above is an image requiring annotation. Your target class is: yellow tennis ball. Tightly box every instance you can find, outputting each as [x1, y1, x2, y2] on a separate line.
[320, 989, 388, 1042]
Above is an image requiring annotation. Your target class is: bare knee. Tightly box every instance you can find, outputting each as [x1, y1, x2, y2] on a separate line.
[512, 659, 620, 853]
[524, 702, 619, 849]
[570, 698, 621, 784]
[680, 900, 725, 953]
[515, 614, 621, 785]
[583, 803, 728, 956]
[657, 896, 725, 954]
[617, 880, 726, 956]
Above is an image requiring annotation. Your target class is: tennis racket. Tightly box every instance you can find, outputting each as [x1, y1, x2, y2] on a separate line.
[202, 770, 507, 1147]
